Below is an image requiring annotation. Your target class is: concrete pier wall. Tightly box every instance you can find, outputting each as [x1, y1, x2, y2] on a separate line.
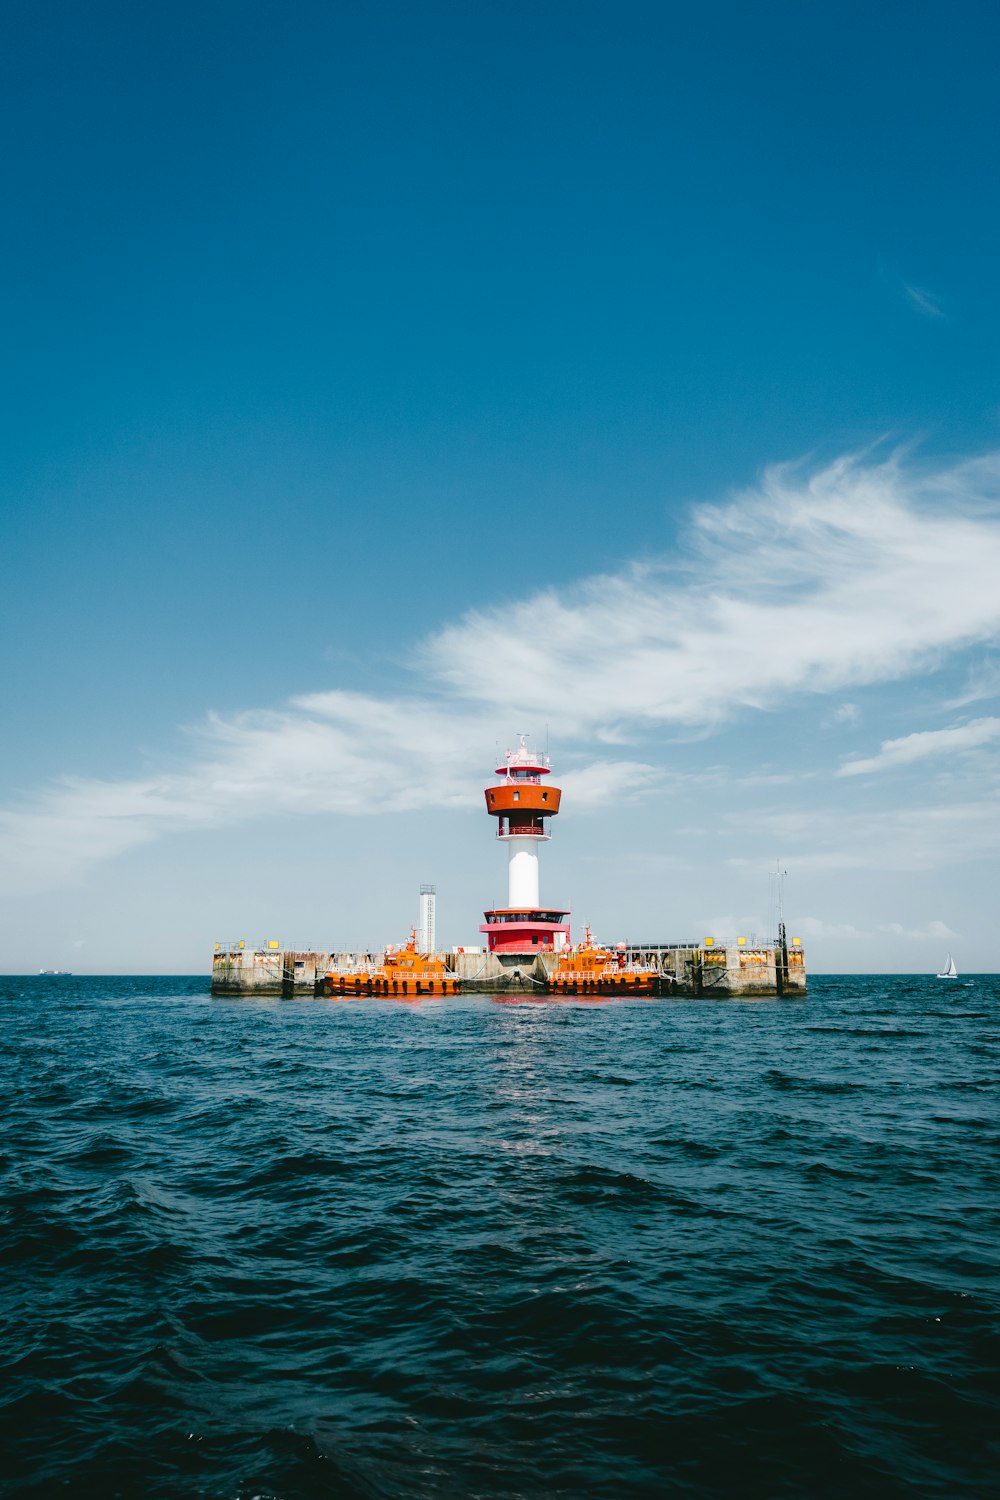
[211, 948, 285, 996]
[283, 952, 336, 995]
[212, 943, 806, 997]
[781, 945, 808, 996]
[625, 941, 807, 998]
[455, 950, 550, 991]
[212, 949, 336, 997]
[700, 946, 779, 997]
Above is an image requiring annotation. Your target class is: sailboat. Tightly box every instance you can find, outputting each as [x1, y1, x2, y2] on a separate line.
[936, 954, 959, 979]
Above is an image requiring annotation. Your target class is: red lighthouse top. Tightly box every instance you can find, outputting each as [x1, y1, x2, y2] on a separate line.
[486, 735, 562, 828]
[494, 734, 551, 780]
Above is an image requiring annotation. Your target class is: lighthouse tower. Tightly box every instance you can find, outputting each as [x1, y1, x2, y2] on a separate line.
[480, 736, 571, 954]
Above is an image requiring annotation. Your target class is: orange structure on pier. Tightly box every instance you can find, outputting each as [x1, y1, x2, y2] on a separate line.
[319, 930, 461, 998]
[549, 927, 661, 997]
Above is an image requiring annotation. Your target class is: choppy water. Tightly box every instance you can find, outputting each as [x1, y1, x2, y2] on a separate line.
[1, 975, 998, 1499]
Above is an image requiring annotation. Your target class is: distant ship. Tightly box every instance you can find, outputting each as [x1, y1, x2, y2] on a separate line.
[38, 969, 72, 976]
[936, 954, 959, 980]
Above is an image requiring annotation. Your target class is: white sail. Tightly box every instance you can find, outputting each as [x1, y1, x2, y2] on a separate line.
[936, 953, 959, 979]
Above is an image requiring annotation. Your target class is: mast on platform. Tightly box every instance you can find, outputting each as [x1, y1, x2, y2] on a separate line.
[480, 735, 571, 953]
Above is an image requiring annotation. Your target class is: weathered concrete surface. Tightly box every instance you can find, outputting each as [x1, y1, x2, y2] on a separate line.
[212, 949, 337, 997]
[781, 944, 808, 996]
[211, 949, 285, 996]
[455, 950, 550, 992]
[679, 945, 807, 997]
[282, 952, 336, 995]
[700, 946, 778, 997]
[449, 949, 507, 984]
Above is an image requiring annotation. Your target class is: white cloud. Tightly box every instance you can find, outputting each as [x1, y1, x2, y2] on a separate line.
[698, 916, 770, 943]
[425, 449, 1000, 730]
[789, 916, 863, 940]
[831, 702, 861, 725]
[722, 793, 1000, 873]
[880, 919, 958, 941]
[557, 760, 664, 806]
[4, 447, 1000, 895]
[0, 700, 477, 895]
[836, 717, 1000, 777]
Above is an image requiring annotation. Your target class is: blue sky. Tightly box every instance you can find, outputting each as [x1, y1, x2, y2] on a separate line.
[3, 0, 999, 972]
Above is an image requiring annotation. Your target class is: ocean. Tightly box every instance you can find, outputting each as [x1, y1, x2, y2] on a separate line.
[1, 975, 997, 1498]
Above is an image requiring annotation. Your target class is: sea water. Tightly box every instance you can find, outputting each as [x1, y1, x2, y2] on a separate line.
[1, 975, 997, 1498]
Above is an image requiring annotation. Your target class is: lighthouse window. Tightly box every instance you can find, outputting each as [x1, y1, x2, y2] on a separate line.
[513, 791, 519, 800]
[542, 791, 547, 801]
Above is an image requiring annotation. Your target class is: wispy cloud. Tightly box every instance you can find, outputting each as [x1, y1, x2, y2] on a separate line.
[836, 717, 1000, 777]
[879, 259, 946, 319]
[723, 791, 1000, 873]
[819, 699, 861, 729]
[880, 919, 958, 941]
[946, 656, 1000, 708]
[0, 698, 490, 894]
[789, 916, 863, 940]
[4, 448, 1000, 894]
[831, 702, 861, 725]
[427, 449, 1000, 728]
[902, 282, 944, 318]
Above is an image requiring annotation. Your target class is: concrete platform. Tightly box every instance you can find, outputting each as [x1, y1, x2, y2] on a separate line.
[212, 942, 806, 998]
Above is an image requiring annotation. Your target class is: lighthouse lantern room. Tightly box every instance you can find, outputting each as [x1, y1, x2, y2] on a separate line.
[481, 736, 571, 954]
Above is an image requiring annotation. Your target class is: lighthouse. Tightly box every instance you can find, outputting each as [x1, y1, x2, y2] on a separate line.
[480, 736, 571, 954]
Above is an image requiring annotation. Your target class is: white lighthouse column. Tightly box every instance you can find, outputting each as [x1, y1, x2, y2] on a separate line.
[507, 838, 540, 908]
